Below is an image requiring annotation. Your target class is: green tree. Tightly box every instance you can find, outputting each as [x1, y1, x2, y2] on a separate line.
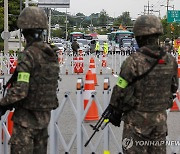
[0, 0, 22, 34]
[98, 9, 108, 26]
[113, 11, 133, 27]
[160, 17, 180, 41]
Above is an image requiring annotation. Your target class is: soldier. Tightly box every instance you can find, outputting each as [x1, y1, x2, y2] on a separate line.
[0, 6, 59, 153]
[71, 38, 80, 56]
[107, 15, 178, 153]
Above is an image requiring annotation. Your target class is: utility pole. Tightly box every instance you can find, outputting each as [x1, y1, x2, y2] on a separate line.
[167, 0, 169, 12]
[144, 1, 153, 15]
[19, 0, 23, 52]
[148, 0, 150, 14]
[4, 0, 9, 54]
[48, 8, 51, 42]
[65, 9, 68, 40]
[25, 0, 29, 7]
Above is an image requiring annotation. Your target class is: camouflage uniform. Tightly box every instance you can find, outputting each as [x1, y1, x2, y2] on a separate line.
[71, 40, 80, 56]
[109, 15, 178, 154]
[0, 7, 59, 154]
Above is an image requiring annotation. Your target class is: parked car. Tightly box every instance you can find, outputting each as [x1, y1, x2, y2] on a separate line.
[78, 43, 88, 55]
[54, 43, 65, 53]
[77, 39, 90, 53]
[52, 37, 64, 43]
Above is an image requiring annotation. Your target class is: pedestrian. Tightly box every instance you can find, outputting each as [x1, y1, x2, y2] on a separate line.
[103, 41, 108, 55]
[107, 15, 178, 154]
[90, 39, 96, 54]
[178, 46, 180, 56]
[95, 40, 100, 58]
[71, 38, 80, 56]
[163, 38, 175, 55]
[0, 6, 60, 154]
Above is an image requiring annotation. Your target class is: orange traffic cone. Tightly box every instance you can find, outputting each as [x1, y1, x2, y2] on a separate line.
[170, 99, 180, 111]
[8, 111, 14, 136]
[89, 57, 98, 86]
[102, 53, 107, 67]
[171, 92, 180, 111]
[84, 70, 99, 121]
[73, 56, 79, 74]
[78, 49, 84, 73]
[10, 57, 17, 74]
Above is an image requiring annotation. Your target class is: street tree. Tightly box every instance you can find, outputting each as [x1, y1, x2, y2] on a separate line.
[113, 11, 133, 27]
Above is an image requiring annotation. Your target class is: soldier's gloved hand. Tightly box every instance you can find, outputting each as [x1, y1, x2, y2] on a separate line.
[106, 104, 122, 127]
[0, 106, 8, 119]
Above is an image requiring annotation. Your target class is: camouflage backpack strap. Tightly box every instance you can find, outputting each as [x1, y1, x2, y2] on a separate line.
[129, 49, 166, 85]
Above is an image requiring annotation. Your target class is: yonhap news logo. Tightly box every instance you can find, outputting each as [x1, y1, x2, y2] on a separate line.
[122, 138, 133, 150]
[122, 138, 180, 150]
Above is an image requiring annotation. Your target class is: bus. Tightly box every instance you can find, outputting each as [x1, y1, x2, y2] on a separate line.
[109, 30, 134, 52]
[84, 34, 93, 40]
[69, 32, 84, 42]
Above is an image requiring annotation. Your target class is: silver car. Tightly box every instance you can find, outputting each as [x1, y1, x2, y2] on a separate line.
[77, 39, 90, 53]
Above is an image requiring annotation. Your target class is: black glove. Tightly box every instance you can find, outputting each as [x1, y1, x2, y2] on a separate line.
[106, 104, 122, 127]
[0, 106, 8, 119]
[0, 105, 13, 119]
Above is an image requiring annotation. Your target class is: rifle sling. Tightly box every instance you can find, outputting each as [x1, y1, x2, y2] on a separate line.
[129, 49, 166, 85]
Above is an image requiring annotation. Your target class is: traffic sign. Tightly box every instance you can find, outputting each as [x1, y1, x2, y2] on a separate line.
[167, 10, 180, 23]
[1, 31, 11, 40]
[38, 0, 70, 8]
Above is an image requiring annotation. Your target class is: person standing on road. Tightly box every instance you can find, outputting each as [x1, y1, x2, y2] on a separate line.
[103, 41, 108, 55]
[107, 15, 178, 154]
[71, 38, 80, 56]
[163, 38, 175, 55]
[95, 40, 100, 58]
[0, 6, 59, 154]
[90, 39, 96, 54]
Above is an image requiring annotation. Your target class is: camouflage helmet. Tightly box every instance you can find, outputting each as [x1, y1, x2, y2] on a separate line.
[133, 15, 163, 37]
[17, 6, 48, 29]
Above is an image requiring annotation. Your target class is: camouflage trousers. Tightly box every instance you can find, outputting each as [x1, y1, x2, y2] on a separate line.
[9, 123, 48, 154]
[122, 122, 166, 154]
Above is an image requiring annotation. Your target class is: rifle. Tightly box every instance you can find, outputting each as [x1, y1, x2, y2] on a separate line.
[0, 69, 17, 119]
[3, 69, 18, 97]
[84, 106, 113, 147]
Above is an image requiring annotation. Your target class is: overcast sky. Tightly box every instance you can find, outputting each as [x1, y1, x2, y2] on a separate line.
[62, 0, 180, 19]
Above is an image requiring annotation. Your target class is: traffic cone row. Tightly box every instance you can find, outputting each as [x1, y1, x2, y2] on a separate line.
[73, 50, 84, 74]
[84, 69, 99, 121]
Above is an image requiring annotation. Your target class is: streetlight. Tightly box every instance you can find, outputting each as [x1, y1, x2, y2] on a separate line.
[80, 17, 86, 29]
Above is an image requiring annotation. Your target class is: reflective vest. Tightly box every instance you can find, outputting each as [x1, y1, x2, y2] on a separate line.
[103, 42, 108, 54]
[178, 46, 180, 55]
[95, 42, 100, 51]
